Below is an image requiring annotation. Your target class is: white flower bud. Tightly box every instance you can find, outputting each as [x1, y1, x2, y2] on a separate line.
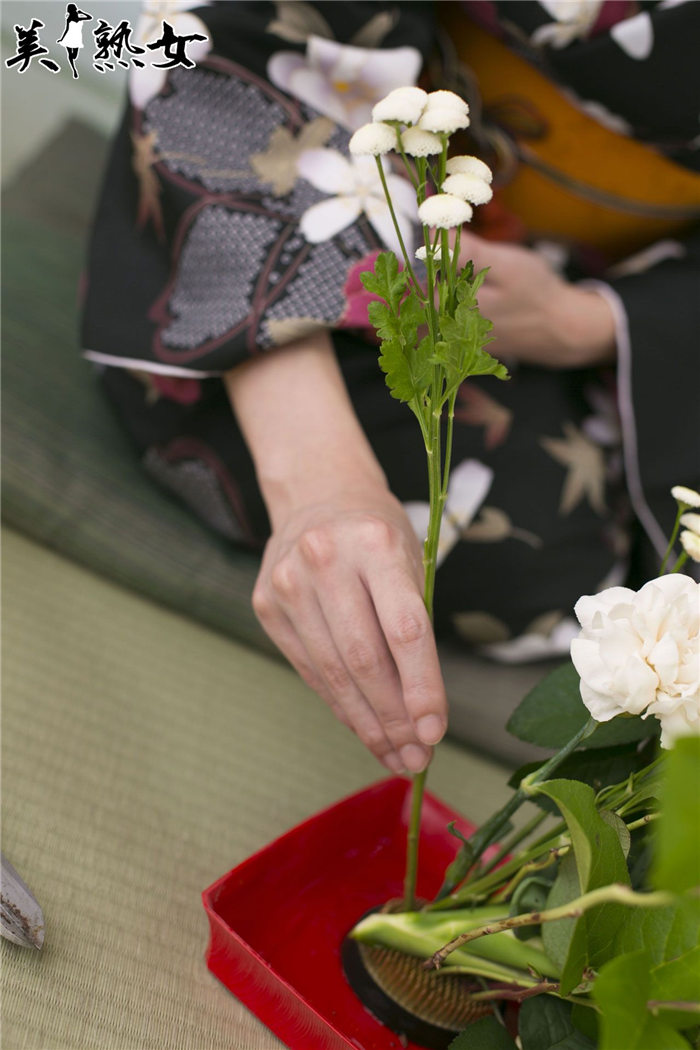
[372, 87, 427, 126]
[441, 173, 493, 206]
[415, 245, 453, 262]
[424, 90, 469, 115]
[418, 108, 470, 135]
[680, 512, 700, 536]
[672, 485, 700, 509]
[349, 121, 396, 156]
[400, 127, 442, 157]
[418, 194, 473, 228]
[680, 530, 700, 562]
[445, 154, 493, 183]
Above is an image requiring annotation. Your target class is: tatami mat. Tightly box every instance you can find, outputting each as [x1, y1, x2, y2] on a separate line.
[1, 530, 517, 1049]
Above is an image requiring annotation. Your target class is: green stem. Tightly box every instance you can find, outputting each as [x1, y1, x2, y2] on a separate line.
[670, 551, 689, 574]
[428, 885, 674, 969]
[403, 396, 443, 910]
[374, 156, 420, 292]
[659, 504, 684, 574]
[478, 809, 550, 879]
[429, 717, 598, 904]
[403, 769, 427, 911]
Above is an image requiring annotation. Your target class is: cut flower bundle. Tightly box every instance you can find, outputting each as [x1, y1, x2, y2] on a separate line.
[344, 86, 700, 1050]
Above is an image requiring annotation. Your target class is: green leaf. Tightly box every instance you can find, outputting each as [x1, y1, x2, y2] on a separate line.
[542, 852, 581, 974]
[449, 1016, 518, 1050]
[534, 780, 631, 994]
[652, 736, 700, 894]
[600, 809, 631, 858]
[360, 250, 406, 311]
[650, 946, 700, 1029]
[593, 950, 691, 1050]
[612, 897, 700, 965]
[510, 876, 554, 941]
[518, 995, 596, 1050]
[507, 661, 658, 750]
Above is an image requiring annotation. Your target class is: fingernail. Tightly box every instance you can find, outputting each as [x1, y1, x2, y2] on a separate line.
[416, 715, 445, 746]
[383, 752, 407, 775]
[400, 744, 429, 773]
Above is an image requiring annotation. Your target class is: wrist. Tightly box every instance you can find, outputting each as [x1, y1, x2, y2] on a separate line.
[259, 453, 389, 531]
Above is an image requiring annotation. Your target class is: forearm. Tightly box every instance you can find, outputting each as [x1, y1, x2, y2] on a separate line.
[224, 330, 389, 528]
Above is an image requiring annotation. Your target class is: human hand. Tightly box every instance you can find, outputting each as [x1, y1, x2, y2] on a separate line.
[252, 484, 447, 774]
[457, 232, 616, 368]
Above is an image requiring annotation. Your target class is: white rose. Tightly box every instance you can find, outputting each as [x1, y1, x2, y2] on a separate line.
[570, 575, 700, 748]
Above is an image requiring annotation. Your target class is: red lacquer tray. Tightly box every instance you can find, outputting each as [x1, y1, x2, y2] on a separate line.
[202, 777, 477, 1050]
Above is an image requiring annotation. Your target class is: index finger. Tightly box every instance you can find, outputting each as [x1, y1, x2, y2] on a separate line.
[364, 566, 448, 747]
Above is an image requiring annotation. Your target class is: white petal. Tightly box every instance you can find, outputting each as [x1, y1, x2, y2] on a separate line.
[288, 67, 352, 125]
[404, 502, 430, 544]
[648, 634, 680, 689]
[297, 149, 354, 193]
[364, 196, 413, 255]
[445, 155, 493, 183]
[299, 196, 361, 243]
[610, 12, 654, 60]
[618, 653, 659, 714]
[672, 485, 700, 508]
[267, 51, 306, 93]
[424, 90, 469, 115]
[129, 65, 167, 109]
[445, 459, 493, 525]
[418, 108, 470, 134]
[436, 518, 460, 567]
[384, 173, 419, 220]
[578, 679, 622, 722]
[418, 194, 472, 229]
[355, 48, 423, 95]
[441, 173, 493, 206]
[349, 122, 396, 156]
[372, 92, 425, 125]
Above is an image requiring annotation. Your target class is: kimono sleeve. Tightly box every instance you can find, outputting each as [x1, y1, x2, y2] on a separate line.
[81, 1, 434, 378]
[592, 230, 700, 558]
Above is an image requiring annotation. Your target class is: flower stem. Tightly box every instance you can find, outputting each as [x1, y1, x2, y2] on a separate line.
[429, 717, 598, 905]
[427, 885, 674, 969]
[374, 156, 419, 290]
[659, 504, 684, 574]
[403, 389, 444, 910]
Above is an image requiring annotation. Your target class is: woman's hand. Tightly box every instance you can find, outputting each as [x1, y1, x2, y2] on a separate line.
[457, 231, 617, 368]
[225, 331, 447, 774]
[252, 485, 446, 774]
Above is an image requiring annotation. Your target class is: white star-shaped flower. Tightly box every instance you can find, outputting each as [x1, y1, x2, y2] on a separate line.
[296, 148, 416, 255]
[129, 2, 212, 110]
[268, 36, 422, 131]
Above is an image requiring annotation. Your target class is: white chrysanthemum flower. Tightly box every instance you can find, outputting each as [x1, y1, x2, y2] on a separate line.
[681, 530, 700, 562]
[418, 108, 470, 135]
[401, 127, 442, 157]
[418, 194, 473, 228]
[415, 244, 453, 262]
[681, 513, 700, 536]
[445, 155, 493, 183]
[423, 90, 469, 115]
[673, 485, 700, 509]
[441, 173, 493, 206]
[571, 574, 700, 749]
[349, 122, 397, 156]
[372, 86, 428, 125]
